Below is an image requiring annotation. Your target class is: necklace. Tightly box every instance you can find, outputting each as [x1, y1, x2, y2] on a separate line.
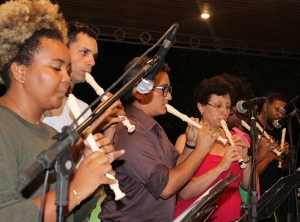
[0, 97, 41, 126]
[14, 107, 41, 126]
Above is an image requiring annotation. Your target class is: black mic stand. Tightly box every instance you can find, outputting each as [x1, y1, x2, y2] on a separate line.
[18, 61, 158, 222]
[286, 107, 300, 222]
[55, 145, 75, 222]
[248, 109, 259, 222]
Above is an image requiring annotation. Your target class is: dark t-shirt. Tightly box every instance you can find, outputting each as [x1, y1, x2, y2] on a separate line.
[257, 119, 287, 195]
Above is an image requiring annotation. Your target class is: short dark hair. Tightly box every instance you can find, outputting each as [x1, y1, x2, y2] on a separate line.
[122, 56, 171, 104]
[194, 75, 234, 105]
[67, 22, 97, 47]
[265, 91, 287, 104]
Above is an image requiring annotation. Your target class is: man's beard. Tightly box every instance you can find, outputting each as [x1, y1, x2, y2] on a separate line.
[267, 117, 275, 129]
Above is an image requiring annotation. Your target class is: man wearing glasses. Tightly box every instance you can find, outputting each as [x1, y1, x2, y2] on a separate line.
[100, 56, 217, 221]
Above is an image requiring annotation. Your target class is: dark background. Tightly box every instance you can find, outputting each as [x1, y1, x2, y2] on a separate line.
[1, 40, 299, 166]
[73, 40, 300, 146]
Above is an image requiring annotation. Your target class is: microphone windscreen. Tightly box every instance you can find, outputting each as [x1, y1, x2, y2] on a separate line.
[236, 101, 247, 113]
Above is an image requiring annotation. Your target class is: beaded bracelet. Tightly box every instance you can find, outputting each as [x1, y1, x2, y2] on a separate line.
[185, 143, 195, 149]
[70, 187, 81, 206]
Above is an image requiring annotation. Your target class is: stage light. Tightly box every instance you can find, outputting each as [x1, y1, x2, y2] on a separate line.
[201, 13, 210, 19]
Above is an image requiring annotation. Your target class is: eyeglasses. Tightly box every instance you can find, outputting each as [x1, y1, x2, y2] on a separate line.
[207, 102, 234, 114]
[154, 86, 173, 97]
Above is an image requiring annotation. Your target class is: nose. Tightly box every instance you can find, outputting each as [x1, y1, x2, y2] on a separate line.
[165, 91, 172, 100]
[87, 55, 96, 68]
[221, 108, 228, 116]
[278, 112, 285, 119]
[62, 69, 71, 85]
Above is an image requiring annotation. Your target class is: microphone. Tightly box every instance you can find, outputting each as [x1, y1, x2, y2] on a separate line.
[279, 95, 300, 114]
[273, 109, 298, 129]
[136, 24, 179, 94]
[236, 97, 267, 113]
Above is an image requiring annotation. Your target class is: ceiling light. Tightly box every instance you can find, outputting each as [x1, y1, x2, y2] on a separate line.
[201, 13, 210, 19]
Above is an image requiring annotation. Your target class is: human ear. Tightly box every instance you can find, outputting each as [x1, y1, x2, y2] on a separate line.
[262, 103, 267, 112]
[197, 102, 204, 115]
[11, 62, 25, 84]
[133, 87, 143, 100]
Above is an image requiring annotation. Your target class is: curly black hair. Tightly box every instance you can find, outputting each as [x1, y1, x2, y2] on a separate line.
[194, 75, 235, 105]
[219, 73, 254, 106]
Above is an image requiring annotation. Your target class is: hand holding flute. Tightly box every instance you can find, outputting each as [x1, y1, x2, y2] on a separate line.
[68, 94, 125, 201]
[241, 120, 282, 164]
[220, 119, 247, 169]
[255, 122, 273, 143]
[255, 123, 286, 167]
[85, 72, 135, 133]
[165, 104, 228, 145]
[252, 121, 281, 156]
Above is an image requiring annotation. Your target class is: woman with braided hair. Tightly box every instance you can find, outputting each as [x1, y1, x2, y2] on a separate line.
[0, 0, 123, 221]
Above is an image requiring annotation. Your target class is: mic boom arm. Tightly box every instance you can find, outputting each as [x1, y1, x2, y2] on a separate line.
[136, 23, 179, 94]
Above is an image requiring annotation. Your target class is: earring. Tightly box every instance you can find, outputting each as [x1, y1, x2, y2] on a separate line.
[19, 79, 24, 84]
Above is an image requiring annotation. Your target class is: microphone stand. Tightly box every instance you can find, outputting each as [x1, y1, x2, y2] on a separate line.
[286, 107, 300, 222]
[248, 109, 259, 222]
[18, 62, 157, 222]
[55, 146, 74, 222]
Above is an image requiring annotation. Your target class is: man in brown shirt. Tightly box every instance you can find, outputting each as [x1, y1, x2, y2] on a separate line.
[100, 56, 220, 221]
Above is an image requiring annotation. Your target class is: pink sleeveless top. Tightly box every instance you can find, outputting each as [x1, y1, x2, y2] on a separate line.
[175, 153, 243, 222]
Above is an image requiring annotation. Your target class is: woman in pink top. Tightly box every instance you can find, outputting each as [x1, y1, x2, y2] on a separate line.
[175, 75, 251, 221]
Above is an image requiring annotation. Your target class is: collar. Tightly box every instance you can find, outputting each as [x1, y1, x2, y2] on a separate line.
[125, 104, 158, 131]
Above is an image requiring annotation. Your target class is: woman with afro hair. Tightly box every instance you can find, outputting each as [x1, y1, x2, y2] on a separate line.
[0, 0, 123, 221]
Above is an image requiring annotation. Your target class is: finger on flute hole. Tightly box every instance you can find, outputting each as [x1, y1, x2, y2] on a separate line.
[98, 144, 115, 152]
